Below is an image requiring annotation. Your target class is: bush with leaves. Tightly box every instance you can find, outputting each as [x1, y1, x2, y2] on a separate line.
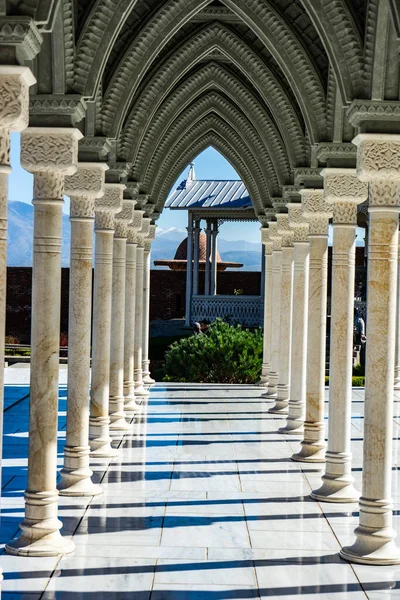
[163, 318, 263, 384]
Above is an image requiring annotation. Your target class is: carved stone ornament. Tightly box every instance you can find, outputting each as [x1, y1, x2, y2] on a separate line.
[353, 134, 400, 183]
[294, 167, 322, 188]
[268, 222, 282, 251]
[95, 183, 125, 213]
[29, 95, 86, 125]
[33, 172, 64, 201]
[288, 203, 309, 243]
[301, 189, 332, 235]
[141, 217, 151, 237]
[125, 181, 140, 198]
[276, 214, 294, 248]
[0, 17, 42, 62]
[69, 196, 96, 220]
[79, 136, 112, 158]
[64, 163, 108, 198]
[114, 199, 135, 238]
[144, 239, 152, 252]
[21, 128, 83, 175]
[127, 227, 138, 244]
[136, 193, 149, 208]
[322, 168, 368, 203]
[272, 197, 286, 212]
[107, 162, 132, 180]
[315, 143, 357, 164]
[148, 224, 157, 241]
[260, 227, 273, 255]
[0, 67, 35, 132]
[347, 101, 400, 128]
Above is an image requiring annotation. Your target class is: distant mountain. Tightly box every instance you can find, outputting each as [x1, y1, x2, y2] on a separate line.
[7, 201, 71, 267]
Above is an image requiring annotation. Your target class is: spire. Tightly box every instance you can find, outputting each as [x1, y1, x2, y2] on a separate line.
[186, 162, 196, 187]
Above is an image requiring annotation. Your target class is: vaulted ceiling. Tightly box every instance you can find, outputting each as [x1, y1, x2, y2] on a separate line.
[3, 0, 400, 217]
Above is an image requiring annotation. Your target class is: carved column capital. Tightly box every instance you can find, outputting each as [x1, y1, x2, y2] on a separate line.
[276, 214, 294, 248]
[0, 67, 35, 133]
[141, 217, 151, 238]
[94, 183, 124, 230]
[261, 227, 273, 255]
[65, 163, 108, 221]
[148, 224, 157, 241]
[114, 199, 136, 239]
[301, 189, 333, 235]
[127, 210, 144, 244]
[287, 203, 309, 243]
[322, 168, 368, 224]
[21, 128, 83, 176]
[268, 222, 282, 251]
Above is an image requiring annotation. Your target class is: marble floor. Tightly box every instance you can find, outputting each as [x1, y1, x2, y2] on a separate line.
[2, 370, 400, 598]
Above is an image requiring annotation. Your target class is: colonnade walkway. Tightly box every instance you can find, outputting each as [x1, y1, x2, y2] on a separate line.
[2, 375, 400, 598]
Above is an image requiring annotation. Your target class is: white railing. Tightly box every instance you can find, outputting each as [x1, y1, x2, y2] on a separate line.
[191, 295, 264, 327]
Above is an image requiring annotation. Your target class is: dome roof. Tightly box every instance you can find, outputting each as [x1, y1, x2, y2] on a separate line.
[174, 232, 223, 262]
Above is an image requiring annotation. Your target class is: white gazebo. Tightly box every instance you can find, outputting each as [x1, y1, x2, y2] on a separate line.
[165, 164, 264, 328]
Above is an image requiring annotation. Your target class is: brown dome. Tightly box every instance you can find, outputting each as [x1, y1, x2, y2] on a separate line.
[174, 232, 222, 262]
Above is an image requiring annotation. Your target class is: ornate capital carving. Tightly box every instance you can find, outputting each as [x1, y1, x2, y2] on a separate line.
[301, 189, 332, 235]
[260, 227, 273, 255]
[148, 224, 157, 241]
[125, 181, 140, 198]
[69, 196, 96, 220]
[141, 217, 151, 237]
[268, 222, 282, 251]
[287, 203, 309, 243]
[322, 168, 368, 224]
[0, 18, 42, 61]
[144, 239, 152, 252]
[272, 197, 286, 212]
[0, 67, 35, 133]
[79, 136, 112, 160]
[294, 167, 322, 188]
[33, 172, 64, 201]
[353, 134, 400, 182]
[65, 163, 108, 198]
[132, 210, 144, 230]
[21, 128, 82, 175]
[114, 199, 135, 239]
[316, 143, 357, 164]
[94, 183, 124, 230]
[276, 214, 294, 248]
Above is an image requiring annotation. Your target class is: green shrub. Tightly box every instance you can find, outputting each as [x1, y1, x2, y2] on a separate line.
[325, 375, 365, 387]
[163, 318, 263, 384]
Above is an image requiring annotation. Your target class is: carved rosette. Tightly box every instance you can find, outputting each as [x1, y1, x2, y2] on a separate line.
[114, 199, 135, 239]
[0, 67, 35, 133]
[288, 204, 309, 243]
[322, 168, 368, 224]
[94, 183, 124, 231]
[65, 163, 108, 199]
[261, 227, 273, 255]
[276, 214, 294, 248]
[21, 128, 83, 176]
[301, 189, 333, 235]
[268, 222, 282, 252]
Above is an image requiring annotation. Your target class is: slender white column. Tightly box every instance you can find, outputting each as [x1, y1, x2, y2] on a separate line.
[143, 224, 156, 385]
[89, 184, 124, 457]
[6, 127, 81, 557]
[292, 191, 332, 463]
[341, 134, 400, 565]
[58, 163, 108, 496]
[311, 169, 368, 502]
[269, 215, 294, 415]
[259, 228, 273, 386]
[109, 198, 134, 433]
[211, 220, 218, 295]
[0, 68, 34, 503]
[205, 220, 212, 295]
[395, 238, 400, 389]
[279, 205, 309, 435]
[262, 222, 282, 398]
[135, 216, 151, 398]
[185, 214, 194, 325]
[124, 212, 141, 412]
[193, 220, 201, 296]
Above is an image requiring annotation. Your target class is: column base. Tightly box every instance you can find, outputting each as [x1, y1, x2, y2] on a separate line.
[262, 372, 279, 398]
[89, 417, 119, 457]
[5, 491, 75, 557]
[268, 393, 289, 415]
[310, 452, 359, 502]
[291, 421, 326, 462]
[58, 446, 103, 497]
[340, 529, 400, 565]
[278, 401, 305, 435]
[143, 374, 155, 385]
[135, 385, 150, 397]
[109, 416, 132, 433]
[124, 395, 141, 413]
[259, 363, 270, 386]
[278, 423, 304, 435]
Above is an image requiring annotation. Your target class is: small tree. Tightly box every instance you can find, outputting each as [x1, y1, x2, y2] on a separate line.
[163, 318, 263, 384]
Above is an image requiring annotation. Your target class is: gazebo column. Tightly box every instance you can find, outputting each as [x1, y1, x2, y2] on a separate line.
[124, 211, 141, 412]
[58, 163, 108, 496]
[0, 67, 34, 498]
[292, 191, 332, 463]
[311, 169, 367, 502]
[89, 184, 124, 457]
[143, 224, 157, 385]
[185, 213, 194, 326]
[135, 216, 151, 398]
[193, 219, 201, 296]
[341, 134, 400, 565]
[262, 222, 282, 399]
[211, 219, 218, 295]
[269, 215, 294, 415]
[109, 197, 134, 433]
[205, 219, 212, 295]
[259, 227, 273, 386]
[279, 205, 309, 435]
[6, 127, 81, 557]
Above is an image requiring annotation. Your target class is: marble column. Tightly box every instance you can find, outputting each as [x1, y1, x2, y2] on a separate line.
[58, 163, 108, 496]
[205, 220, 212, 295]
[135, 217, 151, 398]
[259, 228, 273, 386]
[193, 220, 201, 296]
[341, 134, 400, 565]
[395, 239, 400, 389]
[269, 215, 294, 415]
[0, 67, 34, 499]
[6, 127, 81, 557]
[292, 190, 332, 463]
[279, 205, 309, 435]
[109, 198, 134, 433]
[89, 184, 124, 457]
[143, 224, 156, 385]
[311, 169, 368, 502]
[211, 219, 218, 295]
[124, 211, 141, 412]
[262, 222, 282, 399]
[185, 214, 194, 325]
